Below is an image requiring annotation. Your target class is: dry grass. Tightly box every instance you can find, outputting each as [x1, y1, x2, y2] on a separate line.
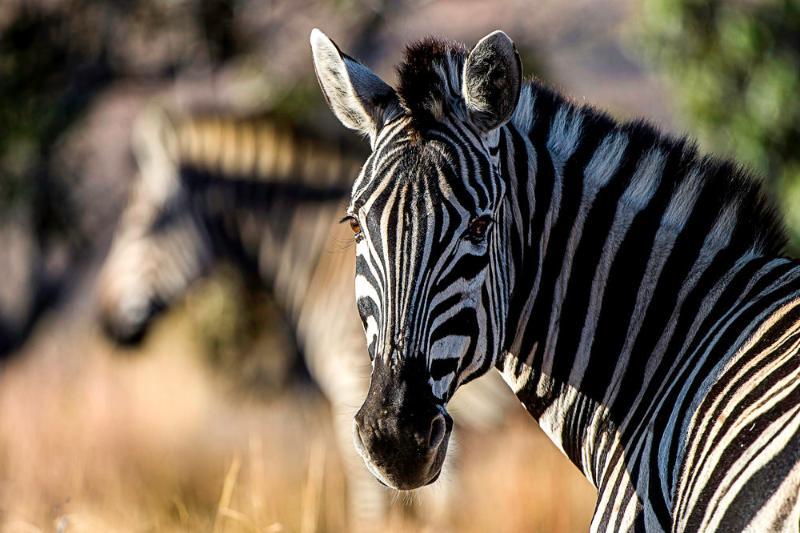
[0, 306, 595, 532]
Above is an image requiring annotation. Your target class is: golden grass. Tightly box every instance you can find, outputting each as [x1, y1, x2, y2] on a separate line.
[0, 308, 595, 532]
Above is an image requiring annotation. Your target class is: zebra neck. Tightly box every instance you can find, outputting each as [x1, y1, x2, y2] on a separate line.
[256, 199, 351, 324]
[184, 171, 349, 322]
[495, 80, 787, 487]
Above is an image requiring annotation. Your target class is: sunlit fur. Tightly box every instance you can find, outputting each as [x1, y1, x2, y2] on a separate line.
[321, 33, 800, 531]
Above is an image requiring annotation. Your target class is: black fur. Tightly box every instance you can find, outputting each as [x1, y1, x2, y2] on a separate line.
[396, 36, 786, 256]
[396, 37, 468, 130]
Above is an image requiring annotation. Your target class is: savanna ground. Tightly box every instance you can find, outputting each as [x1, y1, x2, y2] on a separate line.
[0, 275, 596, 533]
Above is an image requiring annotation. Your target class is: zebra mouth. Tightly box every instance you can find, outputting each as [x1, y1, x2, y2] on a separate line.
[100, 313, 151, 347]
[99, 299, 166, 348]
[352, 355, 454, 490]
[352, 413, 452, 491]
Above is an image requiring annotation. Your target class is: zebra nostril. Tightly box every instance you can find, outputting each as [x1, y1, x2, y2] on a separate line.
[428, 413, 447, 450]
[353, 419, 371, 454]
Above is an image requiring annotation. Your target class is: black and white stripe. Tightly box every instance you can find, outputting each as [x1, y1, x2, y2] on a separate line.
[97, 104, 511, 531]
[312, 29, 800, 531]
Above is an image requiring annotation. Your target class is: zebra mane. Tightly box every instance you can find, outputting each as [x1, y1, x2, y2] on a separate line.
[395, 37, 786, 256]
[396, 37, 469, 128]
[515, 81, 788, 256]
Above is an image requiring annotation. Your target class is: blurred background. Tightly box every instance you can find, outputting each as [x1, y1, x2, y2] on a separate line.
[0, 0, 798, 531]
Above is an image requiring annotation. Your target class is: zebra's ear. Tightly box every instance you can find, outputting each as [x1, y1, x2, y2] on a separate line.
[310, 29, 401, 143]
[462, 30, 522, 132]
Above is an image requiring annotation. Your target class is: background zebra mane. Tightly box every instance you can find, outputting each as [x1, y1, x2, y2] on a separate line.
[178, 113, 366, 189]
[134, 105, 366, 194]
[394, 36, 787, 256]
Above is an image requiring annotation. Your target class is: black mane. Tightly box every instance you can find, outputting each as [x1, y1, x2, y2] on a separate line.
[393, 36, 787, 256]
[396, 37, 468, 127]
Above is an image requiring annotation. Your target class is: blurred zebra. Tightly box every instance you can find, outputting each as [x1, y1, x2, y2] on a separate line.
[96, 104, 511, 530]
[311, 29, 800, 531]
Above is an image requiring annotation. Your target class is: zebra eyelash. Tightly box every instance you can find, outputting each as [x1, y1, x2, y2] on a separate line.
[340, 214, 364, 239]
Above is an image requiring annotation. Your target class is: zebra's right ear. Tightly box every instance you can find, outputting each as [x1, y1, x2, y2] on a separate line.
[310, 29, 401, 144]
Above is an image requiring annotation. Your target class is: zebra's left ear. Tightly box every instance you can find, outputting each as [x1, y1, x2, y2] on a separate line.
[311, 29, 402, 144]
[462, 30, 522, 133]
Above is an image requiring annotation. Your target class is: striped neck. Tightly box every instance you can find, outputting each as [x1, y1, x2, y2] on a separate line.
[495, 80, 787, 487]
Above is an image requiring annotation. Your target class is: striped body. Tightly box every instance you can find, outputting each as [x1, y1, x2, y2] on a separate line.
[495, 87, 800, 531]
[97, 106, 511, 530]
[311, 29, 800, 531]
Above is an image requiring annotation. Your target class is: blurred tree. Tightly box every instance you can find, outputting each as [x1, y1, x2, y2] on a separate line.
[0, 0, 255, 355]
[0, 4, 112, 239]
[0, 2, 116, 353]
[635, 0, 800, 254]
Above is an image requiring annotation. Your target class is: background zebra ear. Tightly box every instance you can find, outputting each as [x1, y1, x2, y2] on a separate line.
[462, 30, 522, 132]
[132, 103, 180, 201]
[310, 29, 401, 143]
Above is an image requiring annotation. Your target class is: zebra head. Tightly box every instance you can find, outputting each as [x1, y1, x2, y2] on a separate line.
[312, 29, 521, 489]
[97, 107, 212, 346]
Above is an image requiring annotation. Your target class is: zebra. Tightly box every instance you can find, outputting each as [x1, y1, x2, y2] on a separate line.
[310, 28, 800, 531]
[96, 104, 512, 530]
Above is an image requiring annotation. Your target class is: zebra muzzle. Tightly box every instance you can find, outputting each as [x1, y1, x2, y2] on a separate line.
[352, 357, 453, 490]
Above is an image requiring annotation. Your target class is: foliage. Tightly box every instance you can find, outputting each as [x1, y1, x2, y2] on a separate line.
[0, 4, 111, 236]
[636, 0, 800, 253]
[185, 267, 298, 396]
[0, 0, 255, 354]
[0, 0, 253, 234]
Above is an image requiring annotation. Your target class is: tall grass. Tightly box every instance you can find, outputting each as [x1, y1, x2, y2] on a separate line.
[0, 307, 594, 532]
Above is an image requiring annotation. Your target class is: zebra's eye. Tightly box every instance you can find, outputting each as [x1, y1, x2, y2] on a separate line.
[341, 215, 362, 237]
[466, 215, 493, 243]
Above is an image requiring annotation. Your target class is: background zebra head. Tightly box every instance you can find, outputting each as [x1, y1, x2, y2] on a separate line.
[312, 29, 521, 489]
[97, 107, 212, 345]
[98, 103, 366, 348]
